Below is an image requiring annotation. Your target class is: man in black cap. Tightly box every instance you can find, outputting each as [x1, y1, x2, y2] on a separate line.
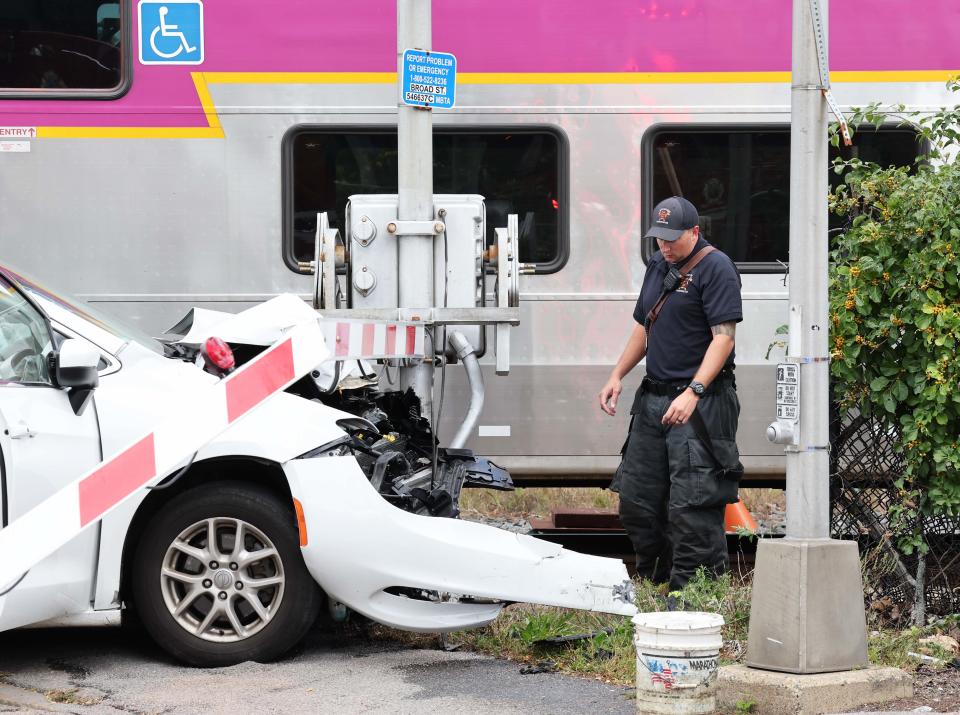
[598, 196, 743, 592]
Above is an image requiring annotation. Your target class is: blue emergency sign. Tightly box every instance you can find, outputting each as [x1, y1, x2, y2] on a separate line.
[401, 49, 457, 109]
[138, 0, 205, 65]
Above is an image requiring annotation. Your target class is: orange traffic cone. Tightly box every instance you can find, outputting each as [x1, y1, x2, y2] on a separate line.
[724, 499, 758, 533]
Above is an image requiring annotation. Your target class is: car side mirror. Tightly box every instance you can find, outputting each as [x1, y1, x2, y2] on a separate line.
[55, 338, 100, 415]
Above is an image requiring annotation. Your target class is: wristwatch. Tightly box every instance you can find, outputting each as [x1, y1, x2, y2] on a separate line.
[688, 381, 706, 396]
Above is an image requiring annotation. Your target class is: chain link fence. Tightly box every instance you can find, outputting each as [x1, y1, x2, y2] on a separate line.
[830, 405, 960, 625]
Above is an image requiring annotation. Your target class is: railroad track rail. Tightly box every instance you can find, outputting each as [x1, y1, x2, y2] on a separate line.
[529, 510, 782, 571]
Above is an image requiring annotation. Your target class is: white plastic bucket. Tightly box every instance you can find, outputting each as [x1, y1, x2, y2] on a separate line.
[633, 611, 724, 715]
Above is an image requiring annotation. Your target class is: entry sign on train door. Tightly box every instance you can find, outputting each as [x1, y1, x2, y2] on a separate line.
[138, 0, 204, 65]
[401, 49, 457, 109]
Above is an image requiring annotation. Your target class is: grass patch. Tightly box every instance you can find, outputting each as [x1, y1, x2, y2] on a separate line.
[868, 618, 960, 670]
[459, 487, 619, 521]
[450, 605, 637, 683]
[636, 570, 753, 647]
[378, 487, 957, 684]
[449, 569, 752, 685]
[443, 571, 949, 684]
[868, 628, 932, 669]
[361, 565, 950, 686]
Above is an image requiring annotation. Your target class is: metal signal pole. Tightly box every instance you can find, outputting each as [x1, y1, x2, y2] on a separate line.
[397, 0, 435, 420]
[747, 0, 869, 674]
[786, 0, 831, 542]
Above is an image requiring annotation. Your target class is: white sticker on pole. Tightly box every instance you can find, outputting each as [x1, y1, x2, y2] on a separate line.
[0, 311, 329, 591]
[776, 363, 800, 421]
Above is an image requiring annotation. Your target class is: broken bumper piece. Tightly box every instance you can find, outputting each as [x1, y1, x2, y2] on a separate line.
[284, 456, 637, 632]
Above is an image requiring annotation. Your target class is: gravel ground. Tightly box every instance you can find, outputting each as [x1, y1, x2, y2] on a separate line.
[0, 622, 634, 715]
[461, 491, 788, 537]
[869, 666, 960, 712]
[754, 504, 787, 535]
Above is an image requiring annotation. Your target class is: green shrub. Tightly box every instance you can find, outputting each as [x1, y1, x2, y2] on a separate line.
[830, 81, 960, 552]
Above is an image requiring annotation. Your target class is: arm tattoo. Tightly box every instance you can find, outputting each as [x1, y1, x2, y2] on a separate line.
[711, 321, 736, 339]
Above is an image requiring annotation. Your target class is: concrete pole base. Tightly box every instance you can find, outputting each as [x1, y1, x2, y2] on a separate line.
[747, 538, 869, 673]
[718, 665, 912, 715]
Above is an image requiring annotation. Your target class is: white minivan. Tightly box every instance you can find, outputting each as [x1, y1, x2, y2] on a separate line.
[0, 263, 635, 666]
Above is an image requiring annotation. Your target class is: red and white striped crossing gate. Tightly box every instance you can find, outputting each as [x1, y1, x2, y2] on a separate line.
[320, 318, 426, 361]
[0, 319, 330, 590]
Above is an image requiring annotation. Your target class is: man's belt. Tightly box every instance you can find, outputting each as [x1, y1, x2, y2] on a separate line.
[641, 369, 734, 397]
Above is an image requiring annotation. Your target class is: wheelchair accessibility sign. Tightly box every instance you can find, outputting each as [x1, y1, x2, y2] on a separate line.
[138, 0, 204, 65]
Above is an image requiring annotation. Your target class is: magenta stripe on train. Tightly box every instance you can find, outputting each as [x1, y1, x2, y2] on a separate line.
[2, 0, 959, 127]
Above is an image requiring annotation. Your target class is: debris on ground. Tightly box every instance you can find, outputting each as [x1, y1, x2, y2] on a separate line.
[438, 634, 461, 652]
[908, 651, 947, 667]
[919, 635, 960, 656]
[871, 664, 960, 711]
[519, 660, 558, 675]
[534, 628, 615, 646]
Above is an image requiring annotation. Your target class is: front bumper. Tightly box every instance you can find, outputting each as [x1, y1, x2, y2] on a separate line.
[284, 456, 637, 632]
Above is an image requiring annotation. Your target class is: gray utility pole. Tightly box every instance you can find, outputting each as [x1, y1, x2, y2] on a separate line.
[786, 0, 830, 542]
[397, 0, 435, 420]
[747, 0, 869, 673]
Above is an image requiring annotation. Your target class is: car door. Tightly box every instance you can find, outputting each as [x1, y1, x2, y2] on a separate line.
[0, 274, 102, 631]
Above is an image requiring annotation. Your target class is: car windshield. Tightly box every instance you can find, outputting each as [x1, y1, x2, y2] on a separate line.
[0, 263, 164, 355]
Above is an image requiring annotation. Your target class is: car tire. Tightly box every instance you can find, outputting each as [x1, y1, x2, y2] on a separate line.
[131, 481, 321, 666]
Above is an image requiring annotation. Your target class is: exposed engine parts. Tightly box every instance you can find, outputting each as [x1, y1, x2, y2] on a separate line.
[314, 384, 513, 518]
[164, 333, 514, 520]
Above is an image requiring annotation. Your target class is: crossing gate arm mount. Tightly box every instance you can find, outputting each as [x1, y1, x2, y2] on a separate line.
[808, 0, 851, 146]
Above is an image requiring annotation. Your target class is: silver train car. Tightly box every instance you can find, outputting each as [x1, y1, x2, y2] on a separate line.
[1, 0, 957, 484]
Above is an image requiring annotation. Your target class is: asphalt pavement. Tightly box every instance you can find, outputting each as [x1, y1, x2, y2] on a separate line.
[0, 622, 634, 714]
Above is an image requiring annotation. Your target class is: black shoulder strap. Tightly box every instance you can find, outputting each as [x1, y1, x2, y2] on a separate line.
[644, 246, 716, 332]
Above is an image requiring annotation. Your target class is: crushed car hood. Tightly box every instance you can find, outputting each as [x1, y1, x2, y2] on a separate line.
[163, 294, 320, 347]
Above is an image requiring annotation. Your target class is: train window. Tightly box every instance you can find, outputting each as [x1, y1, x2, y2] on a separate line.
[0, 0, 126, 95]
[642, 126, 920, 271]
[283, 126, 568, 274]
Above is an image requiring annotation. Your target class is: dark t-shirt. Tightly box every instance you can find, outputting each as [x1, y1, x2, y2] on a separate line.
[633, 238, 743, 381]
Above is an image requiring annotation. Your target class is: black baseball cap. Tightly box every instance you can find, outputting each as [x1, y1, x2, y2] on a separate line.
[645, 196, 700, 242]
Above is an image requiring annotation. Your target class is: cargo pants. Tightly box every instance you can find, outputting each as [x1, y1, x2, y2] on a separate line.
[610, 376, 742, 591]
